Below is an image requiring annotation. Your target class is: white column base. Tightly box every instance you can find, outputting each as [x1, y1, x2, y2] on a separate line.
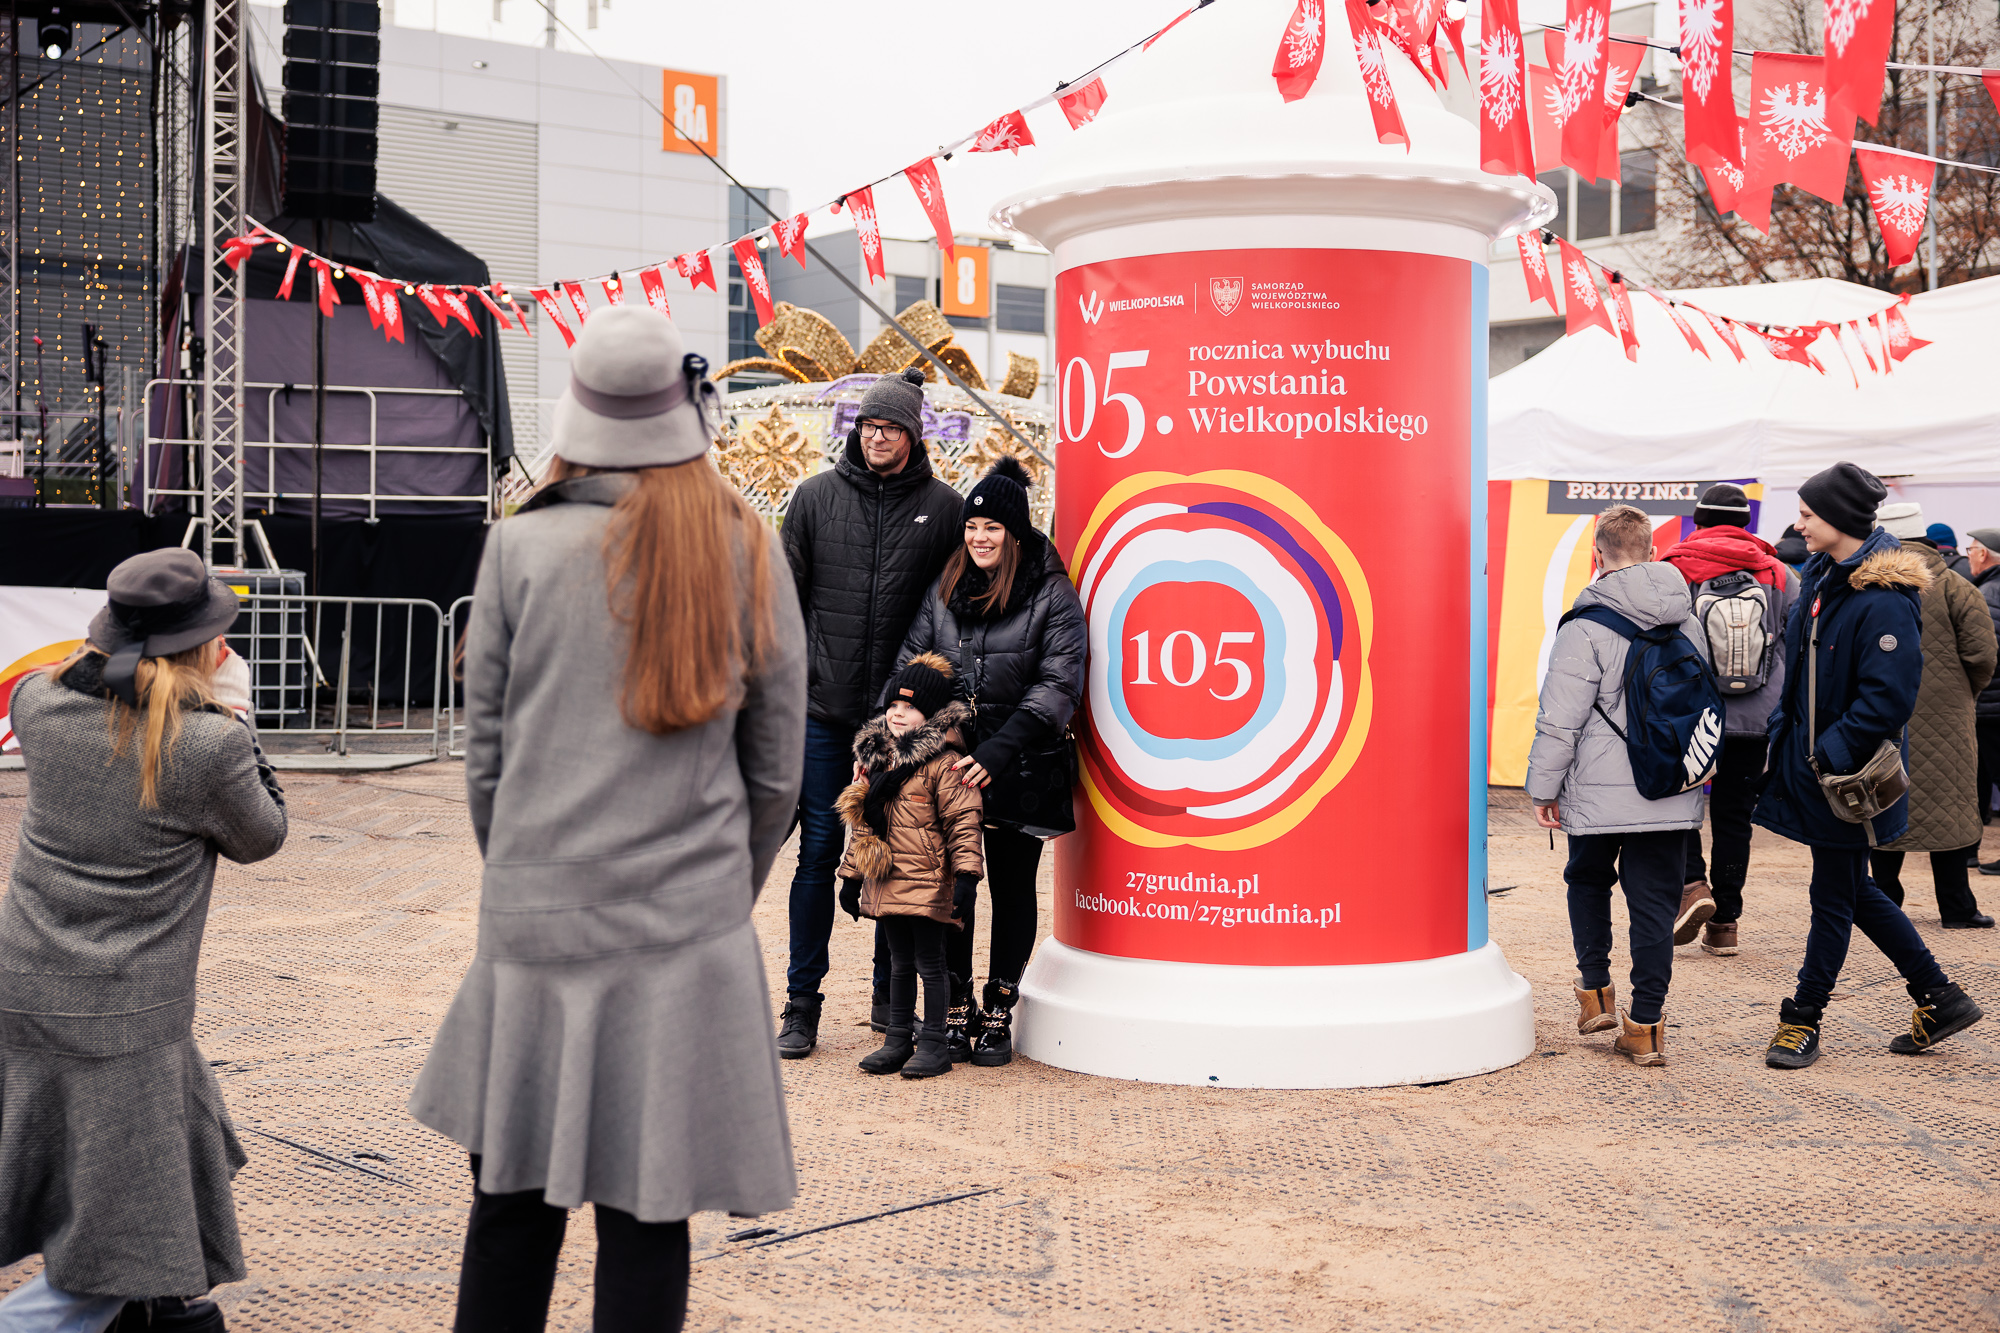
[1015, 939, 1535, 1089]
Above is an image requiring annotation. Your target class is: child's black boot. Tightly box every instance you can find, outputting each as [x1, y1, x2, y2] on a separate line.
[1890, 981, 1984, 1053]
[972, 979, 1019, 1067]
[945, 973, 977, 1063]
[859, 1027, 914, 1074]
[1765, 997, 1822, 1069]
[902, 1029, 953, 1079]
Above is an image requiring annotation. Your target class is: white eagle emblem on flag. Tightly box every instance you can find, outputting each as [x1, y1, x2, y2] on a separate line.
[1567, 258, 1599, 309]
[1557, 8, 1606, 118]
[1480, 28, 1523, 129]
[1680, 0, 1724, 102]
[1761, 80, 1830, 160]
[1519, 235, 1547, 282]
[1356, 30, 1396, 106]
[1285, 0, 1323, 67]
[1868, 173, 1928, 236]
[1824, 0, 1873, 57]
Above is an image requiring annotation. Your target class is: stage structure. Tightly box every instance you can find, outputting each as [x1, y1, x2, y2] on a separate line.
[993, 0, 1555, 1088]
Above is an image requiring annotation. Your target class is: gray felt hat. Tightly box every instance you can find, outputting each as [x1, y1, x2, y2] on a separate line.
[551, 304, 717, 469]
[87, 548, 240, 706]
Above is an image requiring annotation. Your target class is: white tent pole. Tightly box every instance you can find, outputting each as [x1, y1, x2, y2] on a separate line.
[1926, 4, 1939, 291]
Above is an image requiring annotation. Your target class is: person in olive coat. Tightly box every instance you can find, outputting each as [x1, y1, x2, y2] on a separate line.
[776, 368, 964, 1058]
[890, 456, 1087, 1065]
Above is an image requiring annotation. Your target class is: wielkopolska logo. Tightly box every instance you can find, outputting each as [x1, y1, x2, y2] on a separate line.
[1070, 471, 1373, 849]
[1209, 277, 1243, 316]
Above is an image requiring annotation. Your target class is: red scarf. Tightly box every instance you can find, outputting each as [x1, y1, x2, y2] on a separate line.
[1660, 525, 1788, 588]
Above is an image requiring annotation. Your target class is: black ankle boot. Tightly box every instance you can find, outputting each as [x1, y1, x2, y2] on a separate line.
[1765, 997, 1822, 1069]
[945, 973, 977, 1063]
[776, 994, 822, 1060]
[1890, 981, 1984, 1053]
[902, 1030, 953, 1079]
[859, 1026, 914, 1074]
[972, 979, 1018, 1067]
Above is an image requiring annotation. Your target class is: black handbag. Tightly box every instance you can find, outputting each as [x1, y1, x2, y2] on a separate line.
[973, 708, 1078, 837]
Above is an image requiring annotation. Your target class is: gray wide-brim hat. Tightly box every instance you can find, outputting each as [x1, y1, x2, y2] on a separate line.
[87, 548, 240, 706]
[551, 304, 717, 468]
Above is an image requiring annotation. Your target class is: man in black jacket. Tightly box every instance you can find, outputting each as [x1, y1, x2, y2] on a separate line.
[776, 368, 964, 1057]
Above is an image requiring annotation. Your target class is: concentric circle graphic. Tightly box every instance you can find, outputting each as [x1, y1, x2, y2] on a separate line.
[1069, 471, 1374, 851]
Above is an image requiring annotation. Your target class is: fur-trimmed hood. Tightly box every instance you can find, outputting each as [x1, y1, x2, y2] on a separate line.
[850, 697, 974, 775]
[1849, 545, 1935, 593]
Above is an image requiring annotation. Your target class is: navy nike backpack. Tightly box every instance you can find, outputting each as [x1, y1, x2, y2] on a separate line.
[1557, 605, 1727, 800]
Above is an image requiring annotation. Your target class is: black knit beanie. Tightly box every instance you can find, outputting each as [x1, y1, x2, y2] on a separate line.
[885, 651, 954, 719]
[855, 367, 927, 441]
[1797, 462, 1888, 540]
[963, 455, 1036, 545]
[1692, 482, 1752, 529]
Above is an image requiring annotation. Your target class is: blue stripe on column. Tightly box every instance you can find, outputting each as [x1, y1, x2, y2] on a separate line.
[1468, 261, 1491, 953]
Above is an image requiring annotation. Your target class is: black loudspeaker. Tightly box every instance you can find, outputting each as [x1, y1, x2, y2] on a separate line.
[281, 0, 381, 223]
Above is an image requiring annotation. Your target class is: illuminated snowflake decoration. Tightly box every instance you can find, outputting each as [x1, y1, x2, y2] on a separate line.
[1760, 80, 1830, 161]
[1480, 28, 1523, 128]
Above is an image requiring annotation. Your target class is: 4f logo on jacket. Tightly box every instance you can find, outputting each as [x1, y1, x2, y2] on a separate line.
[1682, 707, 1724, 789]
[1079, 291, 1105, 325]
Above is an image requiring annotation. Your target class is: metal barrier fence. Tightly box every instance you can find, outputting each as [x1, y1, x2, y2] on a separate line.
[445, 595, 473, 759]
[233, 592, 448, 759]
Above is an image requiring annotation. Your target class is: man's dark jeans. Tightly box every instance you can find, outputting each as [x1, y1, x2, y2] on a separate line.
[786, 716, 857, 1000]
[1565, 829, 1685, 1025]
[1796, 846, 1948, 1010]
[1683, 734, 1768, 922]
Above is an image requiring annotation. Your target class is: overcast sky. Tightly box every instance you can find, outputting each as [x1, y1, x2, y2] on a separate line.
[388, 0, 1195, 247]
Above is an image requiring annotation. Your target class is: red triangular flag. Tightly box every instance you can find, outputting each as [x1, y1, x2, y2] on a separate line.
[1347, 0, 1409, 148]
[439, 287, 482, 338]
[1739, 53, 1854, 230]
[1825, 0, 1895, 125]
[276, 246, 302, 300]
[674, 250, 717, 292]
[1557, 238, 1614, 340]
[358, 274, 385, 330]
[904, 158, 955, 260]
[1478, 0, 1534, 179]
[637, 265, 672, 316]
[470, 285, 512, 330]
[415, 284, 452, 330]
[379, 284, 406, 345]
[968, 111, 1035, 155]
[493, 283, 532, 334]
[1443, 15, 1470, 77]
[1701, 310, 1746, 362]
[1883, 301, 1931, 361]
[1681, 0, 1739, 172]
[600, 275, 625, 306]
[1057, 78, 1107, 129]
[1854, 148, 1933, 268]
[1145, 5, 1197, 49]
[845, 186, 886, 283]
[1518, 233, 1559, 313]
[1984, 71, 2000, 121]
[1272, 0, 1329, 102]
[1528, 64, 1565, 173]
[1646, 288, 1710, 358]
[1605, 275, 1640, 361]
[221, 228, 272, 270]
[1552, 0, 1611, 180]
[772, 213, 810, 269]
[1375, 1, 1436, 89]
[559, 282, 592, 329]
[529, 287, 576, 347]
[731, 237, 776, 326]
[1847, 320, 1878, 373]
[1697, 117, 1751, 213]
[1588, 35, 1648, 183]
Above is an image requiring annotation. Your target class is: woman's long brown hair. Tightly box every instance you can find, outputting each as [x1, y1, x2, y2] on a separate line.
[936, 530, 1021, 617]
[543, 457, 773, 734]
[50, 639, 223, 809]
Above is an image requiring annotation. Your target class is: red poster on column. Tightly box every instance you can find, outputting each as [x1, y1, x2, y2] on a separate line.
[1052, 249, 1474, 966]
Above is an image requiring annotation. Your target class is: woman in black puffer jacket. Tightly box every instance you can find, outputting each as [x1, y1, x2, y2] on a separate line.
[888, 457, 1086, 1066]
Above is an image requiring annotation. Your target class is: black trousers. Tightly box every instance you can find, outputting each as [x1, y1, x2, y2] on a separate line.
[1869, 847, 1983, 922]
[453, 1155, 689, 1333]
[1798, 847, 1948, 1010]
[1683, 734, 1768, 923]
[945, 823, 1043, 988]
[1976, 717, 2000, 824]
[1565, 829, 1685, 1025]
[881, 914, 950, 1038]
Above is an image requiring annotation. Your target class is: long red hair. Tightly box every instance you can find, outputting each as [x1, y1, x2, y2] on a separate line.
[543, 458, 774, 734]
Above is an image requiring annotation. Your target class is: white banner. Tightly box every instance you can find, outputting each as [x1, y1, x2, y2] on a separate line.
[1, 586, 99, 751]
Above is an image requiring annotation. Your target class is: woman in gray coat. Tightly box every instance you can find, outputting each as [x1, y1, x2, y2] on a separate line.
[0, 549, 287, 1332]
[409, 306, 806, 1333]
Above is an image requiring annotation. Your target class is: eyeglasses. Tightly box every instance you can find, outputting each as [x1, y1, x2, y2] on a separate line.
[858, 421, 909, 442]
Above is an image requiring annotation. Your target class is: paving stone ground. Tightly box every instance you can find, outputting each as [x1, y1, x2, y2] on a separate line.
[1, 766, 1995, 1331]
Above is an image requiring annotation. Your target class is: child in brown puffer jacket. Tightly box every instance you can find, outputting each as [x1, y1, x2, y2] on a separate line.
[836, 653, 985, 1079]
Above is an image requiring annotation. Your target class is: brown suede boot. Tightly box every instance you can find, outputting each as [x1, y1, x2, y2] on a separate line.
[1575, 980, 1618, 1034]
[1673, 880, 1717, 945]
[1701, 920, 1739, 956]
[1614, 1011, 1666, 1066]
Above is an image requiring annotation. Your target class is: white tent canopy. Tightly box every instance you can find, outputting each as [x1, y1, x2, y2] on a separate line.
[1489, 276, 2000, 511]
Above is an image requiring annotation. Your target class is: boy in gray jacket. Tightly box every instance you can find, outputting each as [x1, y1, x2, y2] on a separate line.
[1528, 505, 1711, 1066]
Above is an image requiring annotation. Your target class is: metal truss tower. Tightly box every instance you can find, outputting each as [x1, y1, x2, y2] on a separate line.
[200, 0, 248, 567]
